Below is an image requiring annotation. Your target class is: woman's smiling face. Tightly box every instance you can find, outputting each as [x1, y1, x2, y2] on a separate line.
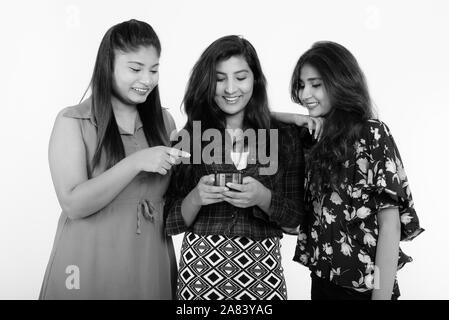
[112, 45, 160, 106]
[298, 63, 332, 117]
[214, 55, 254, 119]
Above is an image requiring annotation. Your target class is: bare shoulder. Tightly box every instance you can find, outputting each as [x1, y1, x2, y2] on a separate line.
[50, 104, 89, 146]
[52, 107, 80, 135]
[49, 104, 87, 175]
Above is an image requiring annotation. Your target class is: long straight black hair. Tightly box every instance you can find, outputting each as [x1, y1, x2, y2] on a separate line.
[291, 41, 374, 189]
[183, 35, 271, 133]
[89, 19, 168, 170]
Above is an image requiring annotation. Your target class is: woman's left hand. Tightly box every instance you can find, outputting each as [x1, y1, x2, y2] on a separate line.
[222, 176, 270, 209]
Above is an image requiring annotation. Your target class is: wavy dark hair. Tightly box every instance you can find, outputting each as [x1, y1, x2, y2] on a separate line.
[183, 35, 271, 133]
[291, 41, 375, 190]
[88, 19, 168, 170]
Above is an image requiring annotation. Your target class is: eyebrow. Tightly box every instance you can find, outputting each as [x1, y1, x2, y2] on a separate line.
[127, 61, 159, 67]
[216, 70, 249, 75]
[303, 77, 322, 81]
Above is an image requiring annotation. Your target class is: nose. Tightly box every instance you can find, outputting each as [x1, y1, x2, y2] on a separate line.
[224, 79, 237, 95]
[300, 85, 311, 103]
[139, 73, 152, 87]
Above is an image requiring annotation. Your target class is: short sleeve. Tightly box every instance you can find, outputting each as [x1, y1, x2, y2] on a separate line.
[364, 120, 424, 241]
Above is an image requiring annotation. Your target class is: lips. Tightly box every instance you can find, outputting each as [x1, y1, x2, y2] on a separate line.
[223, 96, 241, 104]
[305, 101, 319, 109]
[131, 87, 149, 94]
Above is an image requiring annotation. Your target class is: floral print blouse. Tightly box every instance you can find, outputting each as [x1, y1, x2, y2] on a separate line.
[293, 119, 424, 297]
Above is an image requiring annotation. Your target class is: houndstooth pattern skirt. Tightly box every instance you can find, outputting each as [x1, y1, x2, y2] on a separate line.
[176, 232, 288, 300]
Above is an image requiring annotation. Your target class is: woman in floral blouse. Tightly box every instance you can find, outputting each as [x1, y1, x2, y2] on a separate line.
[279, 41, 424, 300]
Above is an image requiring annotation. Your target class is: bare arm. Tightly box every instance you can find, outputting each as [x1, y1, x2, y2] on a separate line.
[372, 207, 401, 300]
[49, 110, 187, 220]
[272, 112, 307, 125]
[272, 112, 323, 140]
[180, 191, 203, 227]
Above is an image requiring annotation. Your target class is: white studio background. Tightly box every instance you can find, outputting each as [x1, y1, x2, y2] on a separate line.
[0, 0, 447, 299]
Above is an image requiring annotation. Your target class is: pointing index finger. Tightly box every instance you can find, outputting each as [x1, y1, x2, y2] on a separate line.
[168, 148, 191, 158]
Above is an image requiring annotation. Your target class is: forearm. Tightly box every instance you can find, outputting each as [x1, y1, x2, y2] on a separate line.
[263, 131, 305, 228]
[272, 112, 307, 126]
[61, 156, 140, 219]
[180, 189, 202, 227]
[266, 191, 303, 228]
[252, 182, 303, 228]
[372, 208, 401, 300]
[256, 186, 272, 214]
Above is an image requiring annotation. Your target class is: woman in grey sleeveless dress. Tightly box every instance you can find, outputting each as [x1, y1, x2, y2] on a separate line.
[39, 20, 188, 300]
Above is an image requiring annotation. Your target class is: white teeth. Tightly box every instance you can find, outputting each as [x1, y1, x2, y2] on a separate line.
[306, 102, 319, 108]
[224, 96, 239, 104]
[132, 88, 148, 93]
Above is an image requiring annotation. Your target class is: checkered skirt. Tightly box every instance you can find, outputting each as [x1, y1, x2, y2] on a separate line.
[177, 232, 288, 300]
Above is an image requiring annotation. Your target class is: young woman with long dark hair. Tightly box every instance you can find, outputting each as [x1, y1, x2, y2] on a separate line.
[281, 41, 423, 300]
[40, 19, 188, 299]
[164, 35, 306, 300]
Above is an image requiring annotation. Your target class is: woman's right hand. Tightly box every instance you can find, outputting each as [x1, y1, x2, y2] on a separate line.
[191, 174, 229, 206]
[132, 146, 191, 175]
[295, 114, 324, 140]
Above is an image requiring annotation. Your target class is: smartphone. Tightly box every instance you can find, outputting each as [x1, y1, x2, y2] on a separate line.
[214, 172, 242, 188]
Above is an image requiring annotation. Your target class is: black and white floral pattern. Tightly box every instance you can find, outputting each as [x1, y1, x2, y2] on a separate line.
[294, 119, 424, 297]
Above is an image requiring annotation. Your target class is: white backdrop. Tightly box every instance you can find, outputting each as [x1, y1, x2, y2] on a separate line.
[1, 0, 447, 299]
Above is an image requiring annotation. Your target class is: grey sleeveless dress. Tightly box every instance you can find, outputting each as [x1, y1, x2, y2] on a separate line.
[39, 98, 177, 299]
